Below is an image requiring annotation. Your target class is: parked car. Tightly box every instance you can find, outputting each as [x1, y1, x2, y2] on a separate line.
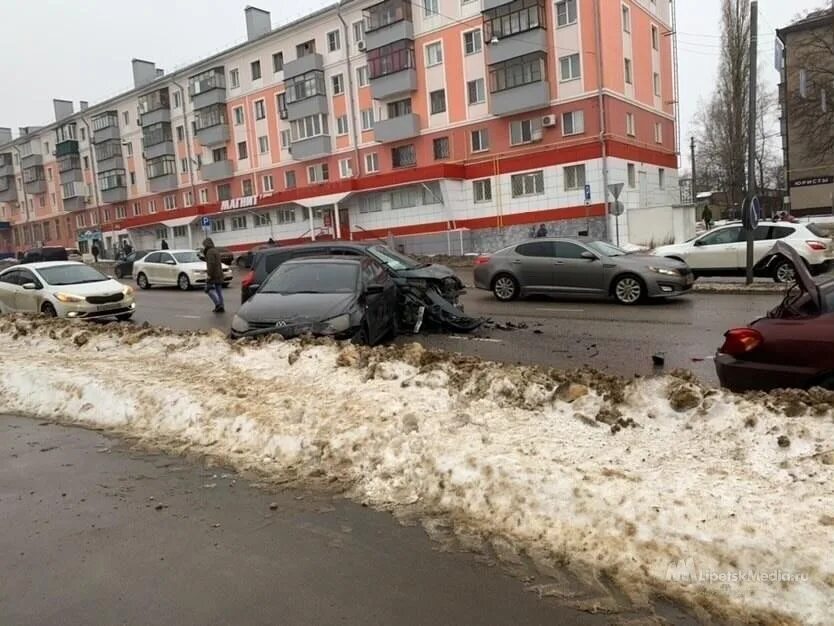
[20, 246, 69, 264]
[197, 247, 234, 266]
[0, 261, 136, 320]
[473, 238, 693, 305]
[66, 248, 83, 262]
[113, 250, 153, 279]
[231, 256, 398, 344]
[134, 249, 232, 291]
[716, 242, 834, 392]
[653, 221, 833, 283]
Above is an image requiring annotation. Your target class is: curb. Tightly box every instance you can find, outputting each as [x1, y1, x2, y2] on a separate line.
[692, 284, 785, 295]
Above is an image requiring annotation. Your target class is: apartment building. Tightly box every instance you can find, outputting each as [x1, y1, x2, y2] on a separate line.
[0, 0, 678, 257]
[777, 8, 834, 215]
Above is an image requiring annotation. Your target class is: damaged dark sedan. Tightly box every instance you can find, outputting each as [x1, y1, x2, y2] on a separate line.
[240, 242, 481, 332]
[231, 256, 398, 344]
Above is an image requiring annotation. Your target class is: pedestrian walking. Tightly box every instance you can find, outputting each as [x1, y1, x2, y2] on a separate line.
[161, 239, 169, 250]
[91, 242, 100, 263]
[268, 237, 276, 246]
[202, 237, 225, 313]
[535, 224, 548, 238]
[701, 204, 713, 230]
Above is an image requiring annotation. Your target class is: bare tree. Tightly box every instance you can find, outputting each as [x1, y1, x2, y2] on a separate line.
[755, 86, 782, 190]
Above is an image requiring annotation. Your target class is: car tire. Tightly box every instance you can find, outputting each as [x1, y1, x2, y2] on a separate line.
[613, 274, 644, 305]
[114, 267, 123, 279]
[772, 258, 796, 283]
[116, 313, 133, 322]
[177, 273, 191, 291]
[491, 273, 519, 301]
[41, 302, 57, 318]
[137, 273, 150, 290]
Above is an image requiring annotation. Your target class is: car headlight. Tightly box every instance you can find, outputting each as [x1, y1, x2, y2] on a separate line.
[122, 285, 134, 297]
[320, 314, 351, 333]
[648, 266, 679, 277]
[231, 315, 250, 333]
[55, 292, 84, 303]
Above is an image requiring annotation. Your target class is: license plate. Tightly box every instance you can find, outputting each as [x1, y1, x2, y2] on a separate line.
[98, 302, 121, 311]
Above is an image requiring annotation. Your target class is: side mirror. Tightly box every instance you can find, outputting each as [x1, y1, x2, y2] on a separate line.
[365, 284, 384, 295]
[581, 251, 597, 260]
[22, 282, 38, 290]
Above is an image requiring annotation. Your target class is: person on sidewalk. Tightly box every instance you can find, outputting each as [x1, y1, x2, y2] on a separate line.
[701, 204, 713, 231]
[202, 237, 225, 313]
[161, 239, 169, 250]
[91, 242, 100, 263]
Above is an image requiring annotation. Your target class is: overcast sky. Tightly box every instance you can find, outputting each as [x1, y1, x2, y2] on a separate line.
[0, 0, 825, 168]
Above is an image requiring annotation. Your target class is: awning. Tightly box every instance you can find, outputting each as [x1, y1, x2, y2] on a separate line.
[160, 216, 200, 228]
[291, 191, 352, 209]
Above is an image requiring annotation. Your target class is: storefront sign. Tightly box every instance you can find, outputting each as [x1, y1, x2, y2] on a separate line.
[789, 176, 834, 188]
[220, 195, 260, 212]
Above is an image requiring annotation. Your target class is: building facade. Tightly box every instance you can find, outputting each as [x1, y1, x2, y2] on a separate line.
[777, 8, 834, 216]
[0, 0, 678, 257]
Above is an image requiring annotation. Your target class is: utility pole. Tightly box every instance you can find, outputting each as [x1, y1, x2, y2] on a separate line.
[744, 1, 758, 285]
[690, 136, 697, 204]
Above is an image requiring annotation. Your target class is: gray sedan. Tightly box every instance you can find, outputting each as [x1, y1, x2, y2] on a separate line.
[473, 239, 693, 305]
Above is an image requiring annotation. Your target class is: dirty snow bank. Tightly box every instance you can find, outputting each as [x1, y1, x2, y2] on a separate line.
[1, 317, 833, 625]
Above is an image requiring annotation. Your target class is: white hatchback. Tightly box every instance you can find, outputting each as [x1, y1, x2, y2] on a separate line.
[133, 249, 233, 291]
[0, 261, 136, 320]
[653, 221, 834, 282]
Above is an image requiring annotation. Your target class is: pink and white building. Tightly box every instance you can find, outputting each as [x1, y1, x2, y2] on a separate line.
[0, 0, 679, 257]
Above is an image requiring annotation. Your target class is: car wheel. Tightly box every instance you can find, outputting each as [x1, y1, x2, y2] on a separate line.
[178, 273, 191, 291]
[116, 313, 133, 322]
[41, 302, 57, 318]
[137, 273, 150, 290]
[613, 275, 644, 305]
[114, 267, 123, 279]
[772, 258, 796, 283]
[492, 274, 519, 301]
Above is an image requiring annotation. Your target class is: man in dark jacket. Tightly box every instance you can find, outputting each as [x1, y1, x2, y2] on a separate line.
[91, 242, 100, 263]
[202, 238, 225, 313]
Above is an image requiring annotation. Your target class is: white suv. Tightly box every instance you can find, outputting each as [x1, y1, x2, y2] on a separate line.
[653, 221, 833, 282]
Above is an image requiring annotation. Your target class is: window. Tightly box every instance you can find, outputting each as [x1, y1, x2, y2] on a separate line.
[217, 184, 232, 200]
[251, 60, 262, 80]
[327, 30, 341, 52]
[562, 110, 584, 135]
[336, 115, 349, 135]
[390, 187, 417, 209]
[123, 111, 130, 126]
[332, 74, 344, 95]
[276, 93, 288, 119]
[262, 174, 274, 192]
[194, 104, 227, 131]
[130, 171, 136, 185]
[211, 218, 226, 233]
[80, 127, 86, 142]
[426, 42, 443, 67]
[473, 179, 492, 202]
[654, 122, 663, 143]
[164, 195, 176, 210]
[339, 158, 353, 178]
[490, 53, 545, 92]
[181, 158, 188, 173]
[173, 91, 181, 108]
[47, 168, 53, 182]
[627, 163, 636, 187]
[172, 225, 187, 238]
[290, 114, 328, 141]
[146, 155, 176, 179]
[200, 188, 209, 203]
[471, 128, 489, 152]
[556, 0, 577, 26]
[231, 215, 248, 231]
[176, 125, 185, 141]
[553, 242, 587, 259]
[658, 168, 665, 189]
[242, 179, 254, 196]
[285, 170, 297, 188]
[422, 181, 441, 204]
[276, 208, 296, 223]
[392, 144, 416, 168]
[626, 112, 635, 136]
[232, 107, 244, 126]
[559, 53, 581, 81]
[653, 72, 661, 96]
[511, 171, 544, 197]
[365, 153, 379, 173]
[281, 129, 291, 148]
[516, 241, 552, 257]
[273, 51, 284, 73]
[698, 227, 742, 246]
[624, 58, 633, 85]
[254, 135, 268, 155]
[148, 200, 156, 213]
[563, 164, 586, 189]
[358, 195, 382, 213]
[212, 147, 228, 162]
[254, 99, 266, 120]
[424, 0, 438, 16]
[125, 142, 133, 156]
[463, 30, 482, 55]
[229, 68, 240, 88]
[357, 66, 369, 87]
[365, 40, 414, 79]
[352, 20, 365, 44]
[297, 39, 316, 57]
[132, 202, 141, 216]
[430, 89, 446, 114]
[467, 78, 486, 105]
[387, 98, 412, 118]
[651, 24, 659, 50]
[433, 137, 449, 160]
[238, 141, 248, 160]
[308, 163, 329, 183]
[622, 4, 630, 32]
[361, 108, 375, 131]
[83, 156, 90, 170]
[483, 0, 545, 41]
[254, 213, 271, 227]
[510, 118, 542, 145]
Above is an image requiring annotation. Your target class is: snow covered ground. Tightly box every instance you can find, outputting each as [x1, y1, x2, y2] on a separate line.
[1, 317, 833, 625]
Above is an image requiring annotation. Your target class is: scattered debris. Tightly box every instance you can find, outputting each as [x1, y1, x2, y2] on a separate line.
[154, 503, 168, 511]
[555, 382, 588, 404]
[777, 435, 791, 448]
[269, 502, 278, 511]
[652, 354, 665, 367]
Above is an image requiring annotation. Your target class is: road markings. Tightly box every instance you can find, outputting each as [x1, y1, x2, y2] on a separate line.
[177, 315, 202, 319]
[447, 336, 503, 343]
[535, 308, 585, 313]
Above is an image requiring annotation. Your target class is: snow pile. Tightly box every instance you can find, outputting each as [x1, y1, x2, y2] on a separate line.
[1, 317, 833, 625]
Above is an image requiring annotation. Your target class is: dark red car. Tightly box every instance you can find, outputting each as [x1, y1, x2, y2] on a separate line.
[716, 242, 834, 392]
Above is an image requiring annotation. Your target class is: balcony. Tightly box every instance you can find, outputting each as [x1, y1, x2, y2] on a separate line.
[201, 159, 234, 181]
[287, 94, 329, 121]
[365, 20, 414, 52]
[0, 178, 16, 202]
[190, 69, 227, 110]
[55, 139, 80, 158]
[141, 107, 171, 127]
[99, 170, 126, 204]
[148, 174, 178, 193]
[92, 112, 120, 143]
[60, 165, 84, 185]
[97, 153, 125, 172]
[93, 124, 121, 143]
[374, 113, 420, 143]
[365, 0, 413, 50]
[62, 180, 87, 211]
[195, 124, 230, 147]
[0, 160, 13, 177]
[283, 53, 324, 80]
[483, 0, 513, 10]
[371, 69, 417, 100]
[20, 153, 43, 168]
[486, 27, 547, 65]
[101, 187, 128, 204]
[144, 140, 175, 160]
[24, 179, 46, 194]
[490, 80, 550, 116]
[289, 135, 331, 160]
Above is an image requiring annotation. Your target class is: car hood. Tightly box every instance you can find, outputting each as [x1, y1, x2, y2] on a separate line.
[239, 292, 357, 323]
[769, 241, 820, 307]
[395, 263, 457, 280]
[611, 253, 689, 270]
[652, 242, 689, 255]
[44, 279, 126, 297]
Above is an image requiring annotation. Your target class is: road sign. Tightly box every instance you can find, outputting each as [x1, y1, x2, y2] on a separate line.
[584, 184, 591, 205]
[201, 216, 211, 231]
[608, 183, 625, 200]
[609, 201, 625, 217]
[742, 195, 760, 230]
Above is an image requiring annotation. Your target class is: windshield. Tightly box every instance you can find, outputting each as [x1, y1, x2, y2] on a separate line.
[39, 265, 108, 286]
[173, 251, 201, 263]
[261, 262, 359, 294]
[586, 241, 626, 257]
[365, 245, 419, 271]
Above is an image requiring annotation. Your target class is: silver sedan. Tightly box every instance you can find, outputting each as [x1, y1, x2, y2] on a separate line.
[473, 239, 693, 305]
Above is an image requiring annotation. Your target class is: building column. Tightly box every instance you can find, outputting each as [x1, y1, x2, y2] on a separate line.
[333, 203, 341, 240]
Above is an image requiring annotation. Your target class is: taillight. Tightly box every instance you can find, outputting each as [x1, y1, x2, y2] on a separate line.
[241, 270, 255, 289]
[720, 328, 763, 357]
[474, 255, 491, 266]
[806, 240, 827, 251]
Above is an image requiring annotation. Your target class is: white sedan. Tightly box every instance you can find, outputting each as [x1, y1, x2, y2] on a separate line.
[133, 249, 233, 291]
[0, 261, 136, 320]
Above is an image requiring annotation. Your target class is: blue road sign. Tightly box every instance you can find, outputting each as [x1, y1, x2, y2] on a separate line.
[201, 216, 211, 228]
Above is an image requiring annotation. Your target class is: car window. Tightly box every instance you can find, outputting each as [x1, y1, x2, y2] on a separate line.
[0, 270, 20, 285]
[159, 253, 175, 264]
[263, 252, 290, 276]
[329, 248, 363, 257]
[771, 226, 796, 239]
[553, 242, 587, 259]
[261, 262, 359, 294]
[516, 242, 554, 257]
[173, 251, 200, 263]
[17, 270, 38, 286]
[698, 227, 742, 246]
[144, 252, 161, 264]
[753, 226, 772, 241]
[38, 265, 106, 286]
[365, 245, 419, 271]
[808, 223, 833, 238]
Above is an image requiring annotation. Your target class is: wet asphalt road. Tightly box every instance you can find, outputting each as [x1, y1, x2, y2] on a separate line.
[0, 415, 702, 626]
[122, 269, 783, 386]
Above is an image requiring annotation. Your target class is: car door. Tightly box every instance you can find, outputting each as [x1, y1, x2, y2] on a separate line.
[139, 252, 161, 282]
[370, 260, 397, 339]
[0, 270, 22, 312]
[551, 241, 606, 294]
[512, 242, 556, 292]
[687, 226, 743, 270]
[360, 261, 384, 341]
[14, 268, 42, 313]
[158, 252, 178, 284]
